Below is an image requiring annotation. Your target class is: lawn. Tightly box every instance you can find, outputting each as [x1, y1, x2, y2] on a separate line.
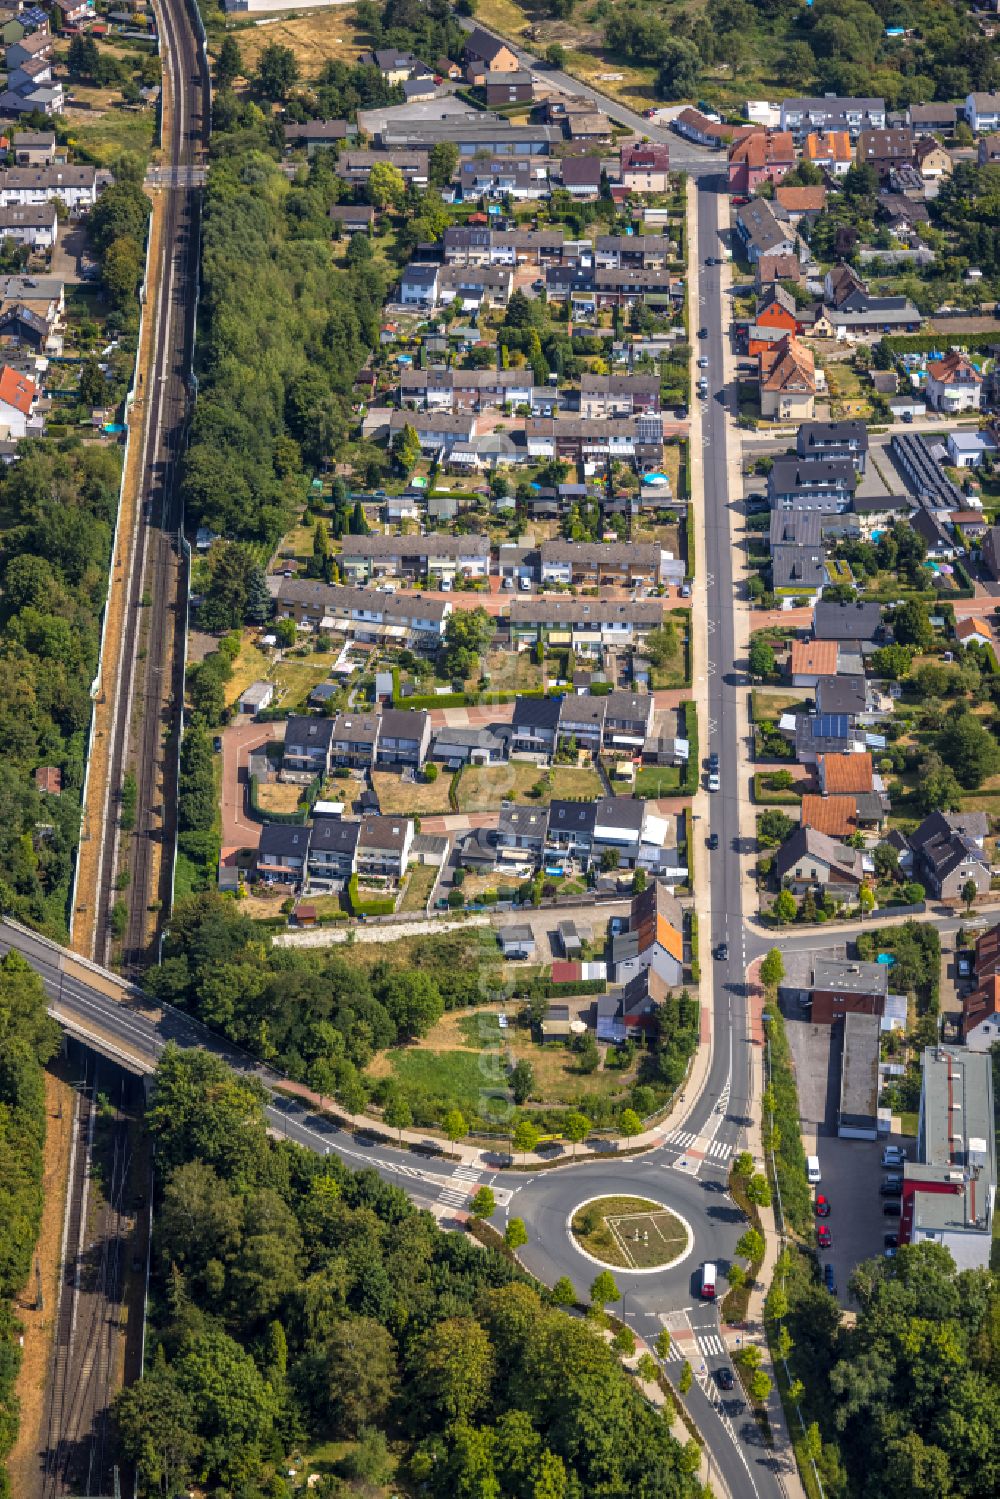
[634, 765, 681, 798]
[571, 1196, 689, 1270]
[398, 862, 439, 913]
[271, 650, 342, 709]
[372, 770, 454, 815]
[255, 782, 307, 814]
[482, 649, 544, 692]
[456, 760, 602, 812]
[226, 637, 272, 709]
[751, 690, 808, 720]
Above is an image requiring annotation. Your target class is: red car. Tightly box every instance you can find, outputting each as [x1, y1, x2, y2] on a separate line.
[815, 1194, 831, 1218]
[817, 1225, 832, 1249]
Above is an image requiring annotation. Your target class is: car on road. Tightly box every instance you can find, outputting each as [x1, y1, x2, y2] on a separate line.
[715, 1367, 735, 1390]
[880, 1175, 903, 1196]
[697, 356, 709, 368]
[708, 771, 721, 791]
[882, 1146, 907, 1167]
[817, 1225, 832, 1249]
[708, 752, 719, 771]
[707, 832, 719, 850]
[883, 1200, 902, 1217]
[815, 1193, 830, 1217]
[824, 1264, 837, 1294]
[705, 255, 715, 266]
[715, 942, 729, 961]
[698, 326, 708, 338]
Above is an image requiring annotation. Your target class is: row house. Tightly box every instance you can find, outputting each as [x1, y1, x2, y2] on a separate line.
[0, 164, 96, 210]
[387, 408, 476, 455]
[496, 804, 547, 863]
[578, 373, 660, 418]
[337, 531, 490, 582]
[11, 131, 57, 168]
[283, 707, 431, 779]
[269, 579, 451, 649]
[458, 157, 552, 200]
[256, 824, 311, 885]
[538, 539, 668, 588]
[436, 264, 513, 309]
[525, 413, 663, 466]
[779, 96, 885, 140]
[398, 367, 532, 411]
[506, 597, 664, 654]
[307, 815, 361, 886]
[0, 201, 56, 249]
[378, 120, 562, 156]
[441, 225, 565, 266]
[727, 129, 795, 195]
[594, 234, 676, 270]
[375, 707, 432, 770]
[592, 267, 680, 310]
[340, 149, 429, 188]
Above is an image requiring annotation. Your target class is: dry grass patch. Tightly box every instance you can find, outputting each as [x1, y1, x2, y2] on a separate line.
[398, 862, 439, 912]
[372, 770, 454, 815]
[228, 8, 367, 76]
[255, 781, 307, 814]
[226, 636, 272, 708]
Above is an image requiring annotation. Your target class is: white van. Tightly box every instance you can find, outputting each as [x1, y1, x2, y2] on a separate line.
[806, 1155, 821, 1185]
[700, 1262, 717, 1300]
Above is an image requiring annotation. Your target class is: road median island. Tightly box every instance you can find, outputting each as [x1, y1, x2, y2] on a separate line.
[571, 1194, 692, 1270]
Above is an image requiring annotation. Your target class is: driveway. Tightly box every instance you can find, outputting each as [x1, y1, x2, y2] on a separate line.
[221, 720, 284, 859]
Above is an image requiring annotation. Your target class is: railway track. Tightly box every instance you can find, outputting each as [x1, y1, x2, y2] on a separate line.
[41, 1066, 133, 1499]
[92, 0, 208, 974]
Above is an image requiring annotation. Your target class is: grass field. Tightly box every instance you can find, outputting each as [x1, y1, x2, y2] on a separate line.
[226, 637, 272, 709]
[67, 109, 157, 166]
[456, 760, 602, 812]
[272, 650, 342, 709]
[751, 690, 808, 720]
[397, 862, 439, 913]
[372, 770, 454, 815]
[572, 1195, 690, 1269]
[634, 765, 681, 797]
[227, 7, 367, 76]
[255, 782, 306, 814]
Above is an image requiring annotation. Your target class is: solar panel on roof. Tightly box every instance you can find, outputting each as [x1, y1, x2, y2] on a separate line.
[814, 714, 849, 737]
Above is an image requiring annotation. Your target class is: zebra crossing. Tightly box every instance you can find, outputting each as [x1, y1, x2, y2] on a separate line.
[657, 1311, 728, 1365]
[437, 1164, 481, 1211]
[663, 1127, 732, 1167]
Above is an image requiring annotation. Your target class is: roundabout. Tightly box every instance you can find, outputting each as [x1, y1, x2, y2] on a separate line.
[570, 1193, 694, 1272]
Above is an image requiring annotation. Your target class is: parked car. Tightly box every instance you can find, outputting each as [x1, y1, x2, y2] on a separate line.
[814, 1193, 830, 1217]
[707, 832, 719, 850]
[883, 1200, 902, 1217]
[823, 1264, 837, 1294]
[708, 772, 721, 791]
[708, 752, 719, 771]
[698, 326, 708, 339]
[817, 1225, 832, 1249]
[715, 1366, 735, 1390]
[884, 1234, 899, 1250]
[881, 1146, 907, 1167]
[697, 356, 709, 368]
[880, 1175, 903, 1196]
[715, 942, 729, 961]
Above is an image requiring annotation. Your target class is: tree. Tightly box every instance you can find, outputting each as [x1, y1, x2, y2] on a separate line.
[746, 1172, 771, 1207]
[938, 711, 1000, 789]
[79, 355, 107, 408]
[551, 1276, 576, 1306]
[736, 1228, 765, 1264]
[173, 1328, 278, 1486]
[749, 1368, 772, 1403]
[379, 970, 444, 1039]
[563, 1110, 591, 1157]
[444, 1107, 467, 1146]
[759, 948, 785, 990]
[512, 1118, 541, 1161]
[440, 606, 496, 678]
[590, 1270, 620, 1309]
[678, 1359, 693, 1395]
[613, 1324, 636, 1355]
[392, 421, 421, 473]
[632, 868, 647, 895]
[505, 1216, 528, 1250]
[892, 599, 933, 651]
[656, 38, 701, 100]
[655, 1328, 672, 1362]
[873, 842, 900, 882]
[114, 1354, 198, 1499]
[619, 1108, 641, 1140]
[859, 885, 876, 916]
[428, 140, 459, 189]
[749, 637, 776, 679]
[637, 1351, 659, 1382]
[732, 1150, 754, 1181]
[471, 1185, 496, 1219]
[368, 160, 407, 208]
[411, 1317, 494, 1423]
[103, 235, 143, 307]
[727, 1263, 747, 1291]
[321, 1316, 398, 1437]
[574, 1031, 599, 1074]
[546, 42, 566, 67]
[963, 877, 979, 912]
[510, 1057, 534, 1105]
[255, 43, 298, 100]
[216, 34, 242, 88]
[383, 1090, 412, 1144]
[771, 889, 798, 925]
[758, 809, 795, 848]
[274, 617, 297, 648]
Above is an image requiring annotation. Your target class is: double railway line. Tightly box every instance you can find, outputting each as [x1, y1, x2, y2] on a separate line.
[90, 0, 208, 975]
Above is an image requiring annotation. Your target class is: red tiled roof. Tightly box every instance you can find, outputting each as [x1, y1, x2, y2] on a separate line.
[963, 974, 1000, 1039]
[0, 364, 35, 416]
[819, 752, 873, 795]
[800, 794, 857, 838]
[790, 640, 837, 676]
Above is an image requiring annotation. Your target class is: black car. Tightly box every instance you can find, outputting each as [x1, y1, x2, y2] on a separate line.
[879, 1176, 903, 1196]
[213, 736, 223, 753]
[884, 1233, 899, 1250]
[698, 326, 708, 338]
[708, 753, 719, 772]
[883, 1200, 902, 1217]
[715, 942, 729, 962]
[708, 832, 720, 850]
[715, 1367, 735, 1391]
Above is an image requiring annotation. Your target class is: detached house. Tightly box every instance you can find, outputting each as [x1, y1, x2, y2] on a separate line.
[620, 141, 670, 193]
[964, 93, 1000, 134]
[909, 810, 990, 902]
[735, 198, 797, 264]
[925, 352, 982, 413]
[802, 130, 853, 175]
[774, 825, 867, 895]
[759, 335, 816, 420]
[463, 28, 519, 80]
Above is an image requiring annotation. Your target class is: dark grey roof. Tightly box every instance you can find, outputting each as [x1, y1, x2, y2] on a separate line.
[603, 690, 654, 722]
[357, 815, 411, 850]
[852, 492, 912, 514]
[770, 510, 822, 548]
[559, 694, 607, 726]
[772, 544, 826, 589]
[595, 795, 646, 832]
[547, 799, 597, 835]
[378, 707, 429, 740]
[498, 803, 547, 838]
[259, 822, 311, 858]
[309, 815, 360, 855]
[815, 675, 867, 715]
[797, 420, 868, 456]
[284, 714, 335, 753]
[512, 695, 562, 730]
[331, 712, 380, 744]
[813, 601, 881, 641]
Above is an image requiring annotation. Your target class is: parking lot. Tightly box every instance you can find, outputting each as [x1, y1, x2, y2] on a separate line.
[780, 995, 909, 1306]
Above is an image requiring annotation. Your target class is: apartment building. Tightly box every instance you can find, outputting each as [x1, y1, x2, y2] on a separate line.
[780, 96, 885, 139]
